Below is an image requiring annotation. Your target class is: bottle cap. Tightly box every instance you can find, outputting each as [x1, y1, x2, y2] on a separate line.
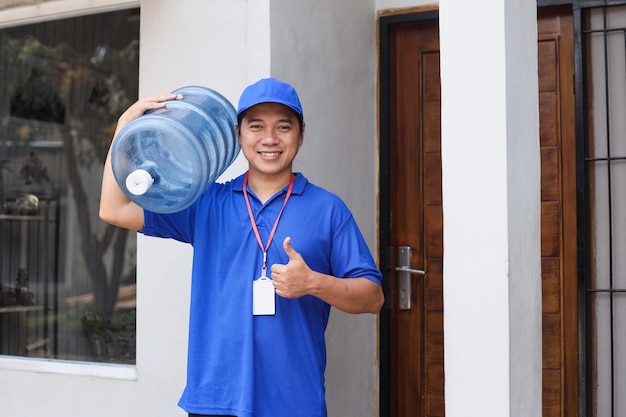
[126, 169, 154, 196]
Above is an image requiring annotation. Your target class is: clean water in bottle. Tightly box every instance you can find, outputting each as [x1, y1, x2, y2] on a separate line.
[111, 86, 240, 214]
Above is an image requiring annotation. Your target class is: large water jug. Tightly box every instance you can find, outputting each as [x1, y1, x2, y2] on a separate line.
[111, 86, 240, 214]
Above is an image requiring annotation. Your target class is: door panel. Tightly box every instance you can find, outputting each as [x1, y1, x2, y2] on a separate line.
[538, 7, 578, 417]
[386, 18, 444, 417]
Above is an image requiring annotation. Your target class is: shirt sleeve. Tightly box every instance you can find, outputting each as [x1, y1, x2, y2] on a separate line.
[141, 202, 196, 244]
[329, 211, 383, 285]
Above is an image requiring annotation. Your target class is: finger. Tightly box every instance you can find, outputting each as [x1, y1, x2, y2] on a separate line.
[135, 93, 183, 114]
[270, 263, 283, 275]
[283, 236, 300, 261]
[130, 95, 181, 115]
[141, 92, 182, 103]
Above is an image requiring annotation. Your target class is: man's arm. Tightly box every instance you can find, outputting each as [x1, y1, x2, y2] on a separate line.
[99, 93, 182, 231]
[270, 237, 385, 314]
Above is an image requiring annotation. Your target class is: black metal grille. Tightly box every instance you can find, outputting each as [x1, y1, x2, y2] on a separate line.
[579, 3, 626, 416]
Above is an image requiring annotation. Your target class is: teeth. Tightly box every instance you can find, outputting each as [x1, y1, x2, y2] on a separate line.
[260, 152, 280, 157]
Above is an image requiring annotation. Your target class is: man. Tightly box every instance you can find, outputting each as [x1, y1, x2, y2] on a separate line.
[100, 78, 384, 417]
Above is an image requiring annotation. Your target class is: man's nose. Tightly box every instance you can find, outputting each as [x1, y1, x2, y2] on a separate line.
[260, 131, 279, 144]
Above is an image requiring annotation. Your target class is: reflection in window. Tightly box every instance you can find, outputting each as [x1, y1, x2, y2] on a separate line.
[0, 9, 139, 363]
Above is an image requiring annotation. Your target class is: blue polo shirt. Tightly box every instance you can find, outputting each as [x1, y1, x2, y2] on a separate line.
[142, 172, 382, 417]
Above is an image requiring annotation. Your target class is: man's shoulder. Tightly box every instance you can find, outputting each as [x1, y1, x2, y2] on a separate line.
[207, 172, 246, 194]
[296, 175, 351, 217]
[299, 176, 344, 203]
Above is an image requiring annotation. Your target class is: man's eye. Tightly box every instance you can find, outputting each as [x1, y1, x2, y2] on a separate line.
[278, 125, 291, 131]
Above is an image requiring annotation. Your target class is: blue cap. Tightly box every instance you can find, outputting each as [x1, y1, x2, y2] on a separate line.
[237, 78, 303, 118]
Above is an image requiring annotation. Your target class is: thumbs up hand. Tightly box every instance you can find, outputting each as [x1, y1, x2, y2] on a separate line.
[271, 237, 313, 299]
[270, 237, 385, 314]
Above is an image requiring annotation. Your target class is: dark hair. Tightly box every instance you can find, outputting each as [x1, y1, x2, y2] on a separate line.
[237, 107, 304, 136]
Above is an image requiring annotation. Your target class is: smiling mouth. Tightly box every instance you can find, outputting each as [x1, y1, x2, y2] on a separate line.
[259, 151, 282, 157]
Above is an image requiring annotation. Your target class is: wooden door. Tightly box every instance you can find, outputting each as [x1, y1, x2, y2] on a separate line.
[538, 7, 578, 417]
[381, 14, 444, 417]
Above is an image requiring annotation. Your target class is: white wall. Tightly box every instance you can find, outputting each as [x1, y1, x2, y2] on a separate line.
[503, 2, 542, 416]
[440, 0, 542, 416]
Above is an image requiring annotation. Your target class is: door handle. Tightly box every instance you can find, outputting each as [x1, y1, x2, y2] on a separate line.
[395, 266, 427, 275]
[396, 246, 425, 310]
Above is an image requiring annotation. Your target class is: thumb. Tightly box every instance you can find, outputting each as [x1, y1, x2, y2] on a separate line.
[283, 236, 300, 261]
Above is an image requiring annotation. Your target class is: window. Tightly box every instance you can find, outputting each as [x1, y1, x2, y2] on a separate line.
[0, 8, 139, 364]
[583, 4, 626, 416]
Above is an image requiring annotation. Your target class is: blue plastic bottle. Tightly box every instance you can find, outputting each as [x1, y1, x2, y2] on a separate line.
[111, 86, 240, 214]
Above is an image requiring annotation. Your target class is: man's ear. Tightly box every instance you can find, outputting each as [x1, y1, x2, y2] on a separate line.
[300, 122, 306, 145]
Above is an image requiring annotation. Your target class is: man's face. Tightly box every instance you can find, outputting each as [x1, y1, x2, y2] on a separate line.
[238, 102, 304, 179]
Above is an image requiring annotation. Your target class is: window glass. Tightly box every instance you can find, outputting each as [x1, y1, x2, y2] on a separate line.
[0, 8, 139, 364]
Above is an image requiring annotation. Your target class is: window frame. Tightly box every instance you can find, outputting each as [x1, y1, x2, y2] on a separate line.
[0, 0, 140, 378]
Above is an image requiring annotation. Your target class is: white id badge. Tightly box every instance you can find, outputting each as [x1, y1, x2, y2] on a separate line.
[253, 277, 275, 316]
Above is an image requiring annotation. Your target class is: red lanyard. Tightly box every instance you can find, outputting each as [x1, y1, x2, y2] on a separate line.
[243, 172, 295, 276]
